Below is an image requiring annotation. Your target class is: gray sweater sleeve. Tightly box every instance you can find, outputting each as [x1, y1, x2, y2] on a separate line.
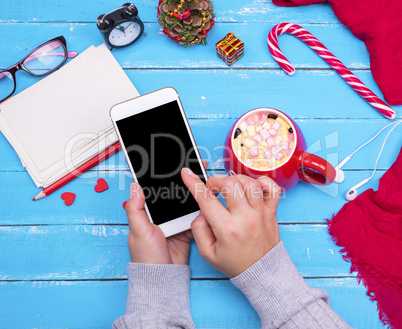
[231, 241, 352, 329]
[112, 263, 196, 329]
[113, 242, 351, 329]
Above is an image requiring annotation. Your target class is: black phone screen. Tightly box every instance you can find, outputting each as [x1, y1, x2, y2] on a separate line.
[116, 100, 206, 225]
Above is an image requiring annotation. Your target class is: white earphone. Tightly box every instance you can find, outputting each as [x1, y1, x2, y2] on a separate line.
[334, 120, 402, 201]
[345, 178, 370, 201]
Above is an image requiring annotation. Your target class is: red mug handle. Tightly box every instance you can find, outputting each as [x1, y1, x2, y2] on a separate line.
[297, 152, 336, 185]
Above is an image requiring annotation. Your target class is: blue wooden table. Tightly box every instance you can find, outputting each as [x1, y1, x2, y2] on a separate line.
[1, 1, 401, 328]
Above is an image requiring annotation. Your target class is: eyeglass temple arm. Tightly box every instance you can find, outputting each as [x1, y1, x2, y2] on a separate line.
[67, 51, 78, 58]
[0, 51, 77, 80]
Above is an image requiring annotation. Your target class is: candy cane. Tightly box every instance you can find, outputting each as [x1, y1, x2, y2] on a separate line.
[268, 23, 396, 120]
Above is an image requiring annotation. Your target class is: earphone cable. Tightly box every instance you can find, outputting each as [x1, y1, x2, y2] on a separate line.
[368, 120, 402, 181]
[348, 120, 402, 159]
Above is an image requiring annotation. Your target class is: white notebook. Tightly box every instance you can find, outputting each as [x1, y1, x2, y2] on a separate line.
[0, 44, 139, 187]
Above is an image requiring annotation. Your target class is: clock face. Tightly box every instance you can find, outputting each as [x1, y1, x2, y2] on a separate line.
[108, 20, 142, 47]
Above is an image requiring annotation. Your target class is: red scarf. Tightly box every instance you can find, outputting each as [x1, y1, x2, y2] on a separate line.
[327, 147, 402, 328]
[272, 0, 402, 106]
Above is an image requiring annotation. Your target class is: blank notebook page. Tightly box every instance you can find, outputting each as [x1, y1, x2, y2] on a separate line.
[0, 44, 139, 172]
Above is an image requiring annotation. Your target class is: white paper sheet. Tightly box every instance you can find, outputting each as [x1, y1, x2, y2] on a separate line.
[0, 44, 139, 187]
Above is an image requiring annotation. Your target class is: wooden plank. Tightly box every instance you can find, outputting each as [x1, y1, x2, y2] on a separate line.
[0, 0, 338, 23]
[0, 278, 383, 328]
[0, 23, 371, 69]
[1, 116, 401, 172]
[1, 68, 399, 124]
[124, 70, 402, 119]
[0, 224, 369, 279]
[0, 168, 393, 226]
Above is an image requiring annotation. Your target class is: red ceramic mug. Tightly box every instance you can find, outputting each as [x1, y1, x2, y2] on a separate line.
[224, 108, 336, 191]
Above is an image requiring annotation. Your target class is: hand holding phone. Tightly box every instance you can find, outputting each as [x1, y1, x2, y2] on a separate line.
[125, 160, 207, 265]
[181, 172, 282, 278]
[111, 87, 208, 237]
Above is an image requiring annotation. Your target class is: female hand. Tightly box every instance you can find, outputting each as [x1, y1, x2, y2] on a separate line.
[181, 169, 281, 277]
[125, 160, 207, 265]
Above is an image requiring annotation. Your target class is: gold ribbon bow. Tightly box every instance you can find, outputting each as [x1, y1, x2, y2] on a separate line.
[217, 31, 241, 54]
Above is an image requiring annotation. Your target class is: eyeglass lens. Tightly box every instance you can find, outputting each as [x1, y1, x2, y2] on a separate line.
[23, 40, 67, 76]
[0, 71, 15, 101]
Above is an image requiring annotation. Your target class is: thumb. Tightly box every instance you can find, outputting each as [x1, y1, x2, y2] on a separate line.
[125, 183, 152, 236]
[191, 213, 216, 260]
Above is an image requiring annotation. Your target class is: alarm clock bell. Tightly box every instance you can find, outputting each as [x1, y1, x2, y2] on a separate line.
[96, 3, 144, 49]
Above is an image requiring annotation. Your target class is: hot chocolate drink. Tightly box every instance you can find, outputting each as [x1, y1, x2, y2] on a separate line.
[232, 110, 295, 170]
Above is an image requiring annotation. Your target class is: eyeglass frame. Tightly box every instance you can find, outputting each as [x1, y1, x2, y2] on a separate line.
[0, 36, 77, 103]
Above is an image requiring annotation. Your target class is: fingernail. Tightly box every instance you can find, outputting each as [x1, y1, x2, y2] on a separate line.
[130, 183, 140, 199]
[183, 167, 199, 178]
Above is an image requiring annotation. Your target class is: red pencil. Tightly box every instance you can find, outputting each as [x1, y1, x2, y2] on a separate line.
[33, 142, 121, 201]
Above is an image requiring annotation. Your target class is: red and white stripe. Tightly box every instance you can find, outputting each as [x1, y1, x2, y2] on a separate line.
[268, 23, 396, 120]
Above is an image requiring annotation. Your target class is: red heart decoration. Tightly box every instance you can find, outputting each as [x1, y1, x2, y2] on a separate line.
[95, 178, 109, 193]
[61, 192, 76, 206]
[123, 201, 127, 209]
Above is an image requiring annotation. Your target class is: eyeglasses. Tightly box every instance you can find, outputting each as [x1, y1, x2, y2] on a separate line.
[0, 36, 77, 103]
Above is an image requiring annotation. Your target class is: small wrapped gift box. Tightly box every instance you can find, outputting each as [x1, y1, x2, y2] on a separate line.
[216, 32, 244, 66]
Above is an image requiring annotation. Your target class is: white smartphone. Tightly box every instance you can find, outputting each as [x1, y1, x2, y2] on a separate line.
[110, 87, 208, 237]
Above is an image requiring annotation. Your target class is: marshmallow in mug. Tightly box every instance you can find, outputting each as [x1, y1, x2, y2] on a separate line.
[233, 111, 295, 169]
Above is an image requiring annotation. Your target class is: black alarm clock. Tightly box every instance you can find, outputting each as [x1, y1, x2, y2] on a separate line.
[96, 3, 144, 49]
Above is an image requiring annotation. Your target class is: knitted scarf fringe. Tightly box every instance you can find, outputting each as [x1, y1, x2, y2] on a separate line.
[327, 214, 401, 329]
